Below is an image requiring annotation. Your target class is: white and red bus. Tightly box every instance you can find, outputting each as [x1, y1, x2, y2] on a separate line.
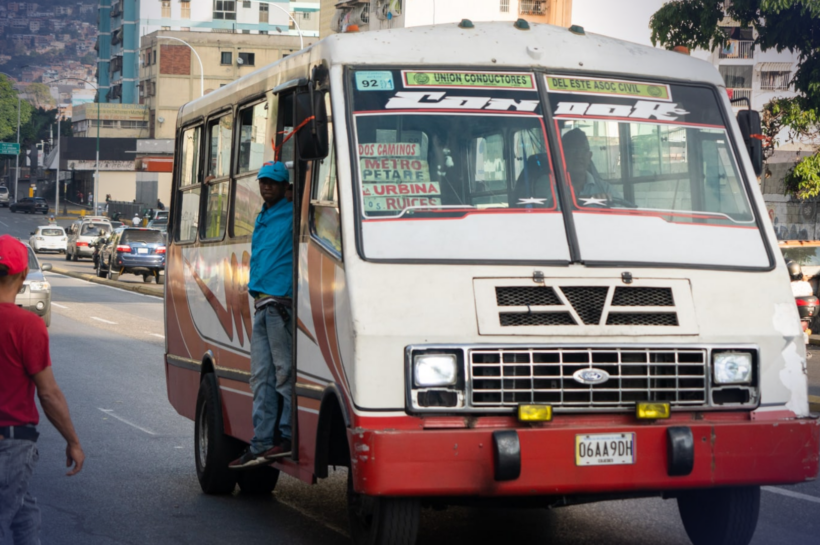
[164, 21, 819, 545]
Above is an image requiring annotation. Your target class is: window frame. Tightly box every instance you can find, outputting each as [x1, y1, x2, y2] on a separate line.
[238, 52, 255, 66]
[220, 51, 232, 65]
[174, 122, 204, 245]
[201, 109, 234, 242]
[309, 128, 343, 260]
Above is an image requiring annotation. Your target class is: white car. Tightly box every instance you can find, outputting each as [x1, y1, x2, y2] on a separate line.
[29, 225, 68, 253]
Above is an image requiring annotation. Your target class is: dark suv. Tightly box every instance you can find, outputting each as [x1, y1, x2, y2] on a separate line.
[97, 228, 165, 283]
[11, 197, 49, 214]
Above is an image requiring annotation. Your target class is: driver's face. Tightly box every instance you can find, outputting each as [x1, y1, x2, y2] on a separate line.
[565, 140, 592, 173]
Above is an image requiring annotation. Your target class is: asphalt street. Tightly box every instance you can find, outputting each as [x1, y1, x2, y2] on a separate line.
[2, 208, 820, 544]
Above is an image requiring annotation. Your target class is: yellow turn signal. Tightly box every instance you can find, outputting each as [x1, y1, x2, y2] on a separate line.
[636, 402, 671, 420]
[518, 404, 553, 422]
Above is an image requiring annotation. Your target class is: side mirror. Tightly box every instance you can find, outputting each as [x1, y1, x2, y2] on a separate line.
[41, 263, 52, 272]
[295, 88, 329, 161]
[736, 109, 763, 177]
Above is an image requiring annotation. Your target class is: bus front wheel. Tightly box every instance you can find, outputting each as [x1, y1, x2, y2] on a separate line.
[347, 468, 419, 545]
[677, 486, 760, 545]
[194, 373, 241, 495]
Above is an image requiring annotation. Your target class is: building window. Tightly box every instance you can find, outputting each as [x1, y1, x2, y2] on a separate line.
[214, 0, 236, 20]
[259, 3, 268, 23]
[302, 11, 311, 20]
[242, 0, 251, 7]
[220, 51, 232, 65]
[238, 52, 255, 66]
[161, 1, 171, 18]
[259, 30, 268, 34]
[719, 65, 753, 90]
[181, 0, 191, 19]
[153, 50, 157, 65]
[242, 29, 250, 34]
[761, 70, 791, 91]
[500, 0, 509, 12]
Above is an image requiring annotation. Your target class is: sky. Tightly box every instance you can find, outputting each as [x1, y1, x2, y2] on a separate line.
[571, 0, 667, 47]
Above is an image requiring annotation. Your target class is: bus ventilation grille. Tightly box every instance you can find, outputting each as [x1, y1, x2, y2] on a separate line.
[495, 287, 678, 327]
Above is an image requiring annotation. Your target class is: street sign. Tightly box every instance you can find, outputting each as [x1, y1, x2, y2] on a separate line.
[0, 143, 20, 155]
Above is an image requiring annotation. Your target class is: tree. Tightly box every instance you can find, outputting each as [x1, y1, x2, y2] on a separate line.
[0, 76, 33, 143]
[650, 1, 820, 197]
[650, 0, 820, 111]
[25, 83, 55, 110]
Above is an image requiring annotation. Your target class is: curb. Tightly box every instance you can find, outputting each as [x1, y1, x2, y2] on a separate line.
[811, 395, 820, 414]
[49, 266, 164, 299]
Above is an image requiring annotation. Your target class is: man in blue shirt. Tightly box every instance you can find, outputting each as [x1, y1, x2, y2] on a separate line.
[230, 161, 294, 469]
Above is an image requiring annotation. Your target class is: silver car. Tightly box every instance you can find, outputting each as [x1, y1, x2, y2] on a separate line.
[15, 243, 53, 327]
[0, 186, 9, 207]
[66, 219, 112, 261]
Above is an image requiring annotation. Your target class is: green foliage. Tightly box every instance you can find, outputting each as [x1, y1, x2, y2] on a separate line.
[25, 83, 55, 110]
[650, 0, 820, 111]
[784, 152, 820, 198]
[21, 108, 59, 147]
[0, 76, 33, 143]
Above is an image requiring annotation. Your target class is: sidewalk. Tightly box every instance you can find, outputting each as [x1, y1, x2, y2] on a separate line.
[50, 265, 164, 299]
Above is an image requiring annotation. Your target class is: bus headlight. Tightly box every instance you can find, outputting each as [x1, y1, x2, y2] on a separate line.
[713, 352, 753, 385]
[414, 354, 457, 387]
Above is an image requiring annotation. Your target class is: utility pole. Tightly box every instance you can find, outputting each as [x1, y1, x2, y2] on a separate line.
[55, 114, 61, 216]
[14, 95, 20, 203]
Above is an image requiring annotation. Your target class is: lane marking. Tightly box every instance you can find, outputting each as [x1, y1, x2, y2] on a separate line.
[0, 220, 8, 227]
[150, 333, 165, 339]
[91, 316, 118, 325]
[763, 486, 820, 504]
[51, 302, 69, 309]
[98, 408, 157, 436]
[220, 386, 253, 397]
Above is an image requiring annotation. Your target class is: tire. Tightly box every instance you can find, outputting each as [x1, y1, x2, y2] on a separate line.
[96, 258, 106, 278]
[347, 468, 420, 545]
[43, 308, 51, 328]
[107, 264, 119, 281]
[678, 486, 760, 545]
[236, 466, 280, 495]
[195, 373, 242, 495]
[143, 274, 152, 283]
[156, 273, 165, 285]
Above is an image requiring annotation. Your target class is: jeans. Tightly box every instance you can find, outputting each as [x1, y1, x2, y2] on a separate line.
[0, 440, 40, 545]
[249, 304, 293, 455]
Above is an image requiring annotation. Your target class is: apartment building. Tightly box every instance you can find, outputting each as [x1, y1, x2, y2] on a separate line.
[139, 29, 315, 138]
[323, 0, 571, 37]
[97, 0, 320, 104]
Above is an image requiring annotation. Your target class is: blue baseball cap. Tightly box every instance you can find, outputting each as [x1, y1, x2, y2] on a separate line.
[257, 161, 290, 184]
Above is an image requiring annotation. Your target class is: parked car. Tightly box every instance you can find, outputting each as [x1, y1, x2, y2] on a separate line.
[29, 225, 67, 254]
[10, 197, 49, 214]
[0, 185, 9, 207]
[97, 228, 165, 283]
[15, 242, 53, 327]
[780, 240, 820, 331]
[66, 219, 112, 261]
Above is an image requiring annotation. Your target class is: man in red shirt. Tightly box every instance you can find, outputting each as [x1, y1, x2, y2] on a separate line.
[0, 235, 84, 544]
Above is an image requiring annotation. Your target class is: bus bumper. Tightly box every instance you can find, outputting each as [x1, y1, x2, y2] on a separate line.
[349, 417, 820, 497]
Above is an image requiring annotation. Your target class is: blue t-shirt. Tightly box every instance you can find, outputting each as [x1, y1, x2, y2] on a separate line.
[248, 198, 293, 298]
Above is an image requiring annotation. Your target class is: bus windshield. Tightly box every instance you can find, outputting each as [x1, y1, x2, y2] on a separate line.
[350, 69, 768, 268]
[351, 69, 570, 262]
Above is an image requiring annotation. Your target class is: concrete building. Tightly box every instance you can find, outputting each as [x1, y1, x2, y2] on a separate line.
[139, 30, 315, 138]
[72, 103, 151, 138]
[96, 0, 320, 104]
[323, 0, 571, 37]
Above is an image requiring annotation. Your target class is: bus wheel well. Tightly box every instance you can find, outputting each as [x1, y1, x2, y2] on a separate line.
[201, 352, 216, 378]
[314, 393, 350, 479]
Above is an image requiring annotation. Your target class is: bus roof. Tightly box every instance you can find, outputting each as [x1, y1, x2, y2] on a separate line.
[179, 21, 724, 121]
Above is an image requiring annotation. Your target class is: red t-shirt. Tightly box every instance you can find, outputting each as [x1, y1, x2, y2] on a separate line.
[0, 303, 51, 426]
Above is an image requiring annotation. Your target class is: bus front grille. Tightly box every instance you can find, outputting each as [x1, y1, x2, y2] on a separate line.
[469, 347, 708, 409]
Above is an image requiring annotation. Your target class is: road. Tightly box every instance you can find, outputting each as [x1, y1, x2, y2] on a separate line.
[2, 208, 820, 545]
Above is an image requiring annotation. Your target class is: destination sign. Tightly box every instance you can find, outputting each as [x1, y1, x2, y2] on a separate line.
[546, 76, 672, 101]
[403, 71, 535, 90]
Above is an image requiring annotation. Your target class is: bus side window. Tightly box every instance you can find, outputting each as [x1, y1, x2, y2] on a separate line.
[232, 99, 269, 238]
[237, 101, 269, 174]
[310, 122, 341, 256]
[177, 125, 202, 243]
[202, 114, 232, 241]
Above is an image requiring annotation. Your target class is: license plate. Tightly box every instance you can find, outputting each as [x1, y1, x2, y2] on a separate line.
[138, 248, 148, 254]
[575, 433, 635, 466]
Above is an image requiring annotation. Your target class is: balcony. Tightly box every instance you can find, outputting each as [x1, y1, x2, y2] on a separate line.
[719, 40, 753, 59]
[520, 0, 547, 16]
[728, 88, 752, 102]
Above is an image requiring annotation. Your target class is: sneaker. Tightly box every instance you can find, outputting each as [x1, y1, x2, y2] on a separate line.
[263, 439, 292, 460]
[229, 448, 269, 470]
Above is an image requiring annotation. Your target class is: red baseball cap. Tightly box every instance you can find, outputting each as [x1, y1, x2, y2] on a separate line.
[0, 235, 28, 277]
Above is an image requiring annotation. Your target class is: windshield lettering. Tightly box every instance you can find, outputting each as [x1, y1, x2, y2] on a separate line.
[385, 92, 540, 112]
[555, 100, 690, 121]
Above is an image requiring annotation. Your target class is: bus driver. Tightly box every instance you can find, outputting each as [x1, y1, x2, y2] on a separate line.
[230, 161, 294, 469]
